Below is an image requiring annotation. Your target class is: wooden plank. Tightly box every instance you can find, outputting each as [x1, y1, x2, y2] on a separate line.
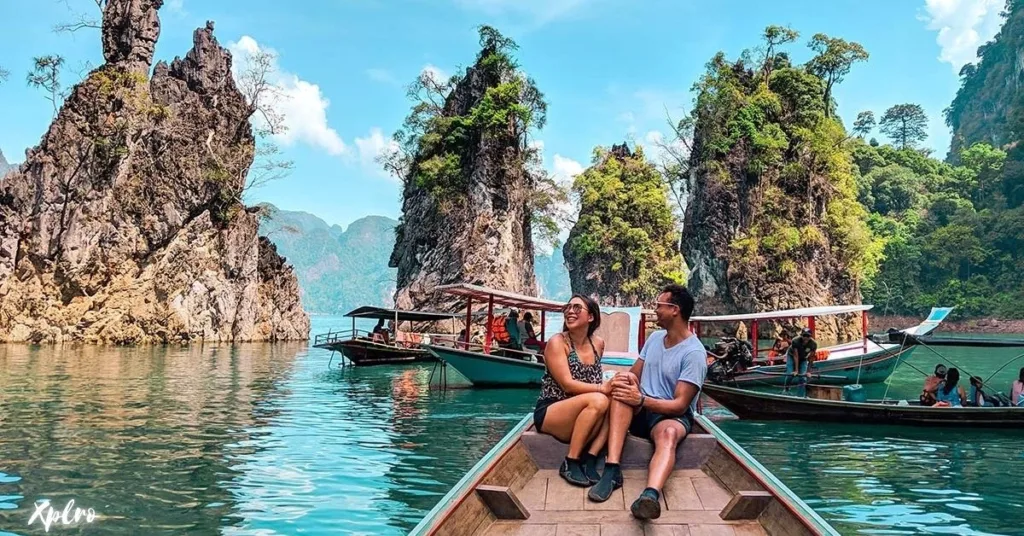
[732, 524, 768, 536]
[545, 476, 585, 511]
[485, 522, 558, 536]
[700, 447, 763, 496]
[688, 526, 737, 536]
[664, 476, 704, 511]
[555, 524, 600, 536]
[645, 526, 692, 536]
[477, 485, 530, 520]
[434, 493, 494, 536]
[600, 522, 645, 535]
[756, 500, 816, 536]
[519, 475, 549, 512]
[484, 443, 539, 493]
[806, 385, 842, 401]
[719, 491, 773, 521]
[523, 432, 718, 470]
[520, 509, 747, 525]
[692, 478, 732, 511]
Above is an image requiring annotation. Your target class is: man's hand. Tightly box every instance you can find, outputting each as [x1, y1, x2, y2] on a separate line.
[612, 380, 643, 407]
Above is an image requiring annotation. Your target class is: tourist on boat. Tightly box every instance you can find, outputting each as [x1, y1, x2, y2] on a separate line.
[934, 367, 966, 407]
[1011, 367, 1024, 406]
[372, 318, 386, 339]
[522, 312, 544, 352]
[588, 284, 706, 522]
[768, 333, 790, 365]
[504, 309, 523, 352]
[533, 295, 610, 488]
[920, 364, 947, 406]
[968, 376, 997, 407]
[783, 328, 816, 397]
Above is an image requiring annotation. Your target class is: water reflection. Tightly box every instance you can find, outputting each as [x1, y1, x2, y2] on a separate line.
[0, 342, 305, 535]
[718, 420, 1024, 535]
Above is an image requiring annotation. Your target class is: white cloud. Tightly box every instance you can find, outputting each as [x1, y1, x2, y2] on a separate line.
[354, 128, 400, 181]
[453, 0, 594, 25]
[921, 0, 1005, 72]
[167, 0, 186, 14]
[228, 36, 348, 156]
[552, 154, 584, 182]
[421, 64, 448, 84]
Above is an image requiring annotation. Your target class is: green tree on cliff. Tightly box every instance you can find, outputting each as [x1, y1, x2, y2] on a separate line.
[853, 111, 875, 137]
[565, 144, 684, 304]
[381, 25, 566, 248]
[805, 33, 869, 118]
[879, 104, 929, 150]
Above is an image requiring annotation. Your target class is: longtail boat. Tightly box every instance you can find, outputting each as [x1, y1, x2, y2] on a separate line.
[312, 306, 459, 366]
[688, 306, 953, 387]
[410, 412, 839, 535]
[703, 383, 1024, 428]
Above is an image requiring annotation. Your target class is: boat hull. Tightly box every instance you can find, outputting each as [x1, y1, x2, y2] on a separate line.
[319, 339, 435, 366]
[704, 384, 1024, 428]
[423, 344, 544, 386]
[725, 344, 914, 386]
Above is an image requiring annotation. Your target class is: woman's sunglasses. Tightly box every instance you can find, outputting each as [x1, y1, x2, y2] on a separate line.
[563, 303, 584, 314]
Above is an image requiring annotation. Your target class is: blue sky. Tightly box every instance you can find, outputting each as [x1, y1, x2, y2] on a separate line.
[0, 0, 1007, 231]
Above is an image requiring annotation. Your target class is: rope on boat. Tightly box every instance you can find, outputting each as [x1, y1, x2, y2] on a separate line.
[880, 332, 912, 402]
[912, 336, 981, 381]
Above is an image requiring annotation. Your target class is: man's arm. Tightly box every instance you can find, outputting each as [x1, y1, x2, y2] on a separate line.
[642, 381, 699, 416]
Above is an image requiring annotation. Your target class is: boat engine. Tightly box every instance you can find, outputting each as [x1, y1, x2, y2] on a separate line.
[706, 337, 754, 384]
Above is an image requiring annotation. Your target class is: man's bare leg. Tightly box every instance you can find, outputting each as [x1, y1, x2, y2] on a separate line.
[631, 419, 687, 520]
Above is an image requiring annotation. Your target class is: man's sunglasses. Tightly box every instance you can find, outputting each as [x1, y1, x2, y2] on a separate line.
[651, 301, 678, 309]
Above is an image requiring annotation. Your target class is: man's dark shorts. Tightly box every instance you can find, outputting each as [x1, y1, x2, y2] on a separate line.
[628, 407, 693, 439]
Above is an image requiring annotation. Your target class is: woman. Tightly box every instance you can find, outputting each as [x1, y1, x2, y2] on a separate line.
[533, 294, 612, 487]
[522, 312, 544, 352]
[934, 367, 966, 407]
[1012, 368, 1024, 407]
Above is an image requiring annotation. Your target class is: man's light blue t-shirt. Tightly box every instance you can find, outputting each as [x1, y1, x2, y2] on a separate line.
[638, 330, 708, 415]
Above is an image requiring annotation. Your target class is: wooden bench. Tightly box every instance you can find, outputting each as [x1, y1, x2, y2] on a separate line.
[521, 431, 718, 469]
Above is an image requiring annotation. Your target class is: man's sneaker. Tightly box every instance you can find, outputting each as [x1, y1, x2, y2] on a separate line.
[630, 488, 662, 520]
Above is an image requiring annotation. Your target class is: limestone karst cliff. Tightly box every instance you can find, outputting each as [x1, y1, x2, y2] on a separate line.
[564, 143, 684, 306]
[681, 44, 879, 343]
[0, 0, 308, 343]
[388, 27, 550, 311]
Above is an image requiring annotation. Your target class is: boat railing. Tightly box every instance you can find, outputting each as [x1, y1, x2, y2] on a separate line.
[313, 329, 367, 346]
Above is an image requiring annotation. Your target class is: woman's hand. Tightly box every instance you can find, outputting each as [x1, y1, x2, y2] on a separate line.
[600, 380, 614, 396]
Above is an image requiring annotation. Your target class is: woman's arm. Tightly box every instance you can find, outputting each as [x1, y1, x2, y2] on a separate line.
[544, 334, 610, 395]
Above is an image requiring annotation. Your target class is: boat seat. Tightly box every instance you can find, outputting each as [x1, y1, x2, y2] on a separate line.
[521, 430, 717, 469]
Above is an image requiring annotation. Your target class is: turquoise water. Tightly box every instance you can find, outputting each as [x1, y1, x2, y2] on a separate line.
[0, 317, 1022, 534]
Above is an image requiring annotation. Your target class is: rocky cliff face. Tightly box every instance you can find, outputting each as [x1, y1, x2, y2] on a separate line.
[0, 149, 12, 177]
[564, 143, 684, 307]
[681, 57, 876, 343]
[0, 0, 308, 343]
[389, 28, 543, 312]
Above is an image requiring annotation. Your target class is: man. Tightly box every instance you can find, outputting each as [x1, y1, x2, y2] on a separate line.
[587, 284, 707, 521]
[783, 327, 817, 397]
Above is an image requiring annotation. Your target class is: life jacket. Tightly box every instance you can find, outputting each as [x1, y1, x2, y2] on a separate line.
[491, 315, 510, 344]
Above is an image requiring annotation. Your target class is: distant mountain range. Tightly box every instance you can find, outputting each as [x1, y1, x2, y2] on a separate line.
[259, 204, 572, 314]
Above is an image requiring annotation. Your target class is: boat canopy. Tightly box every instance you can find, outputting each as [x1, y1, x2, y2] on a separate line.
[434, 283, 565, 312]
[342, 306, 459, 322]
[690, 304, 874, 323]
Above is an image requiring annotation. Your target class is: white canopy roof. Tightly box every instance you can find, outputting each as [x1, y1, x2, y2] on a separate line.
[690, 304, 873, 322]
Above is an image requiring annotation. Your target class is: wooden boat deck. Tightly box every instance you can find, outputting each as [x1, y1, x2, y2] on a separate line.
[483, 468, 766, 536]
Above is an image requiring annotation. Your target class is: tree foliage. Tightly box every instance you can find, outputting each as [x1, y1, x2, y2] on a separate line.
[567, 145, 685, 299]
[686, 28, 880, 285]
[853, 111, 875, 137]
[27, 55, 67, 116]
[382, 25, 564, 249]
[879, 103, 928, 150]
[805, 33, 868, 117]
